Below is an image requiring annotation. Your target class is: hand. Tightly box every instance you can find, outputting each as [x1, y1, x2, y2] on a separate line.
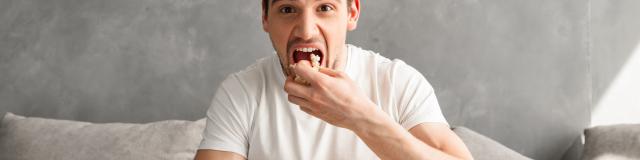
[284, 60, 382, 131]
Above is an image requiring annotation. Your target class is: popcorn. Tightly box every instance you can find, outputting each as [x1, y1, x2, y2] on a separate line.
[290, 53, 321, 85]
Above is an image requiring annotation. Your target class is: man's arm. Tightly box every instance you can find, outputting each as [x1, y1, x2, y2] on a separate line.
[351, 108, 472, 160]
[409, 123, 473, 159]
[285, 61, 473, 160]
[194, 150, 245, 160]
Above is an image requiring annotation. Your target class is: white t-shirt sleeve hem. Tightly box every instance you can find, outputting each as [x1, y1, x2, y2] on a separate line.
[401, 119, 450, 130]
[399, 94, 449, 130]
[198, 141, 248, 158]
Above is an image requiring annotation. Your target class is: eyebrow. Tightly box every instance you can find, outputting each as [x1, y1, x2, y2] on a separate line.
[271, 0, 341, 6]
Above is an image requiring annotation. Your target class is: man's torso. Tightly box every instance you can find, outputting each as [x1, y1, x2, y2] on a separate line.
[199, 44, 446, 159]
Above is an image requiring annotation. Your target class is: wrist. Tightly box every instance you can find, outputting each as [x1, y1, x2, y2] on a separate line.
[350, 104, 398, 137]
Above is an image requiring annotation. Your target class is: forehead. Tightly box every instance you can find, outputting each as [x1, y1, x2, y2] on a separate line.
[270, 0, 342, 5]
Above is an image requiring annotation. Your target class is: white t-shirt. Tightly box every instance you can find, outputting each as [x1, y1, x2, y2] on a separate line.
[199, 44, 447, 160]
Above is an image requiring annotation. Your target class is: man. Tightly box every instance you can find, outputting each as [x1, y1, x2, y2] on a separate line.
[195, 0, 473, 159]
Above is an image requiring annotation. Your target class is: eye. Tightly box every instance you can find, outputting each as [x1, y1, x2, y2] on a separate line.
[279, 6, 296, 14]
[318, 4, 334, 12]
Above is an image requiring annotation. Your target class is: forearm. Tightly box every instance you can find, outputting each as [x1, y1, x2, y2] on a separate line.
[351, 108, 464, 160]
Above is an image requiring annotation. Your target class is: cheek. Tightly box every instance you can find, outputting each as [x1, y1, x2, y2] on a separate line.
[269, 25, 288, 42]
[268, 23, 291, 49]
[320, 21, 348, 47]
[321, 15, 349, 40]
[267, 22, 294, 67]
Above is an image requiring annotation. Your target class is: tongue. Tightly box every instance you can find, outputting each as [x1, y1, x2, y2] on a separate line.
[294, 51, 312, 63]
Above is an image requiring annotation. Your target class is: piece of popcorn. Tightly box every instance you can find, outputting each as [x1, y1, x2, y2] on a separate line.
[310, 53, 320, 71]
[291, 53, 321, 85]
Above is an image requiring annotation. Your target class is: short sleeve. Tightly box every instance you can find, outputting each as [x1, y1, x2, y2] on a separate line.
[392, 60, 448, 130]
[199, 75, 251, 158]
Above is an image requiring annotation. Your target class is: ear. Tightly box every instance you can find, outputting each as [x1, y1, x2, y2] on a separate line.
[262, 13, 269, 32]
[262, 1, 269, 32]
[346, 0, 360, 31]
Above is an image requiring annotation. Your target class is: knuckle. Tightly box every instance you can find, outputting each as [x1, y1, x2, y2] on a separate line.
[315, 77, 329, 86]
[284, 83, 298, 93]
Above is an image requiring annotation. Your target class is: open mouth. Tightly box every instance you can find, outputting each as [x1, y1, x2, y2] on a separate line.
[292, 48, 324, 67]
[290, 47, 323, 85]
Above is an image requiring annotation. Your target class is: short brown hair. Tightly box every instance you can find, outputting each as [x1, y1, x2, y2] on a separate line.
[262, 0, 353, 16]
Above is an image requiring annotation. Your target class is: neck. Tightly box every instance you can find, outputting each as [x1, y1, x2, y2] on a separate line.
[331, 44, 349, 72]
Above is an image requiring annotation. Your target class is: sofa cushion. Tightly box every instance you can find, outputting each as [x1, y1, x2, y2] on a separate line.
[582, 124, 640, 160]
[452, 127, 531, 160]
[0, 112, 205, 160]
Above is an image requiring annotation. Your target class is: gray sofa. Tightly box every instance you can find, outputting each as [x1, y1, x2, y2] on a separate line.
[4, 112, 639, 160]
[0, 112, 531, 160]
[0, 112, 205, 160]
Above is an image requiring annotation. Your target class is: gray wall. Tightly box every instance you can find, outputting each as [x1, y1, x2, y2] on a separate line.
[2, 0, 635, 159]
[1, 0, 273, 122]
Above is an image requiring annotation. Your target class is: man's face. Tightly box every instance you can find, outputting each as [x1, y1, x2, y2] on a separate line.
[262, 0, 359, 76]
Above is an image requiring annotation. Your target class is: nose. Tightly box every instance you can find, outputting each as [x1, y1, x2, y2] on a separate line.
[292, 11, 320, 41]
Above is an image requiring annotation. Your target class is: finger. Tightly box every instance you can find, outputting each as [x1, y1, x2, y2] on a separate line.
[300, 106, 320, 117]
[284, 76, 312, 98]
[293, 60, 326, 83]
[289, 95, 323, 117]
[300, 105, 329, 120]
[288, 94, 312, 107]
[303, 107, 331, 122]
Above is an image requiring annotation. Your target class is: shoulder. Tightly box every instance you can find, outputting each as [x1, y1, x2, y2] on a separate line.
[347, 44, 418, 74]
[231, 55, 275, 83]
[347, 44, 393, 65]
[222, 55, 276, 89]
[215, 55, 276, 106]
[348, 44, 428, 85]
[386, 58, 434, 94]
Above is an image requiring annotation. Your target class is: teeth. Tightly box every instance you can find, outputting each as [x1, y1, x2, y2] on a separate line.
[295, 48, 318, 53]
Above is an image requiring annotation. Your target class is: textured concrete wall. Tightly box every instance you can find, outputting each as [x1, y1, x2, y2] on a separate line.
[0, 0, 594, 159]
[0, 0, 273, 122]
